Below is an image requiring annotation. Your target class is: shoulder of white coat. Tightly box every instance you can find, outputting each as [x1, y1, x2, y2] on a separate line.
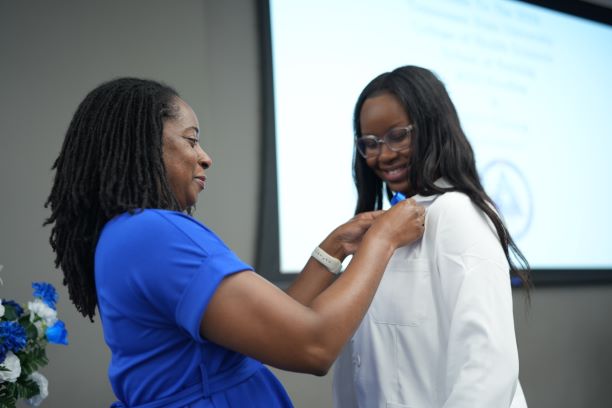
[426, 191, 502, 253]
[427, 191, 479, 222]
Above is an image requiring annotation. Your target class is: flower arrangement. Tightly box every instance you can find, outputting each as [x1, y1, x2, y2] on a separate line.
[0, 273, 68, 407]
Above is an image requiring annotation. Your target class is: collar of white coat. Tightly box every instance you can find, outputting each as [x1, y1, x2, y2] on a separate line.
[408, 177, 452, 204]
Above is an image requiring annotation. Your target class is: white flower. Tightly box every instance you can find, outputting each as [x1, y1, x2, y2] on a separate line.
[0, 351, 22, 383]
[25, 372, 49, 406]
[28, 298, 57, 327]
[0, 299, 4, 318]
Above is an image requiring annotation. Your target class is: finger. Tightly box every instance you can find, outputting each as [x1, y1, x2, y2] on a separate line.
[362, 210, 385, 219]
[354, 210, 385, 223]
[366, 210, 385, 221]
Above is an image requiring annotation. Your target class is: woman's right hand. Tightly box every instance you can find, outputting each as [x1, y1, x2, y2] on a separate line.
[366, 198, 425, 249]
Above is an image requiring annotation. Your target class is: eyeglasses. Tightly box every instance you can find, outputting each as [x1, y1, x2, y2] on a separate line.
[356, 125, 414, 158]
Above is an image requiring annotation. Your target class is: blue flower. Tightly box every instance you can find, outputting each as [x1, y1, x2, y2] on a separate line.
[0, 321, 27, 356]
[2, 300, 24, 317]
[45, 320, 68, 345]
[32, 282, 58, 310]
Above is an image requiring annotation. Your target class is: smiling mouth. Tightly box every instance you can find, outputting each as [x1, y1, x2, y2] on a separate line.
[381, 165, 408, 182]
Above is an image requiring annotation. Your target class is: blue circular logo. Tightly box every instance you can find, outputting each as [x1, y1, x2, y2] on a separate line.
[480, 160, 533, 240]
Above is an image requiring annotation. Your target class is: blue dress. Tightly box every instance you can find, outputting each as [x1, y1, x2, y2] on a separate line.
[95, 209, 294, 408]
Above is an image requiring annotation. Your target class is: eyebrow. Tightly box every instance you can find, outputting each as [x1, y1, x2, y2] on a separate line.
[184, 126, 200, 137]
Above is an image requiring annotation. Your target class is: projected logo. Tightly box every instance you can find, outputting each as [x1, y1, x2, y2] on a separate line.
[480, 160, 533, 240]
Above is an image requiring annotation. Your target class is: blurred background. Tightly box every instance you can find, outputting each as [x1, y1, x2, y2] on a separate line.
[1, 1, 611, 407]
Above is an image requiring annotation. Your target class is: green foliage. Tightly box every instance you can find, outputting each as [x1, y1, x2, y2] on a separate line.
[19, 316, 38, 342]
[0, 377, 40, 407]
[1, 305, 19, 322]
[16, 344, 48, 377]
[0, 386, 18, 408]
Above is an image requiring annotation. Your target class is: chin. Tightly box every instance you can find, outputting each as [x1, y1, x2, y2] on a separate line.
[388, 183, 411, 195]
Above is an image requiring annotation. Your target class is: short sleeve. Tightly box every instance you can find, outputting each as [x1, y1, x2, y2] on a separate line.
[95, 210, 252, 342]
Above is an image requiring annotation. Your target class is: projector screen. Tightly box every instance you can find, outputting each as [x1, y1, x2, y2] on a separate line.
[256, 0, 612, 284]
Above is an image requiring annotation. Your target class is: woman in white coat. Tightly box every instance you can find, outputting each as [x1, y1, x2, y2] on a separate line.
[332, 65, 531, 407]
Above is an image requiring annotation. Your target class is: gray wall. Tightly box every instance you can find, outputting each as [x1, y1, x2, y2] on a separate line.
[1, 1, 610, 407]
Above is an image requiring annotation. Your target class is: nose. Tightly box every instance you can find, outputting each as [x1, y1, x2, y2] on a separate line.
[377, 142, 397, 162]
[197, 145, 212, 169]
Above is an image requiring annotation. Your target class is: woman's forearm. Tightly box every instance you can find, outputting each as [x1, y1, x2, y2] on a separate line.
[285, 257, 336, 306]
[285, 238, 346, 306]
[296, 233, 397, 371]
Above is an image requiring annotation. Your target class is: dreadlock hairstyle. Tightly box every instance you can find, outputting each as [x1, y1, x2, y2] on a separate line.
[44, 77, 184, 320]
[352, 65, 531, 291]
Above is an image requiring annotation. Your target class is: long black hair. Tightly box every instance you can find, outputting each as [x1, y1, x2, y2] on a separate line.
[44, 77, 183, 320]
[353, 65, 531, 290]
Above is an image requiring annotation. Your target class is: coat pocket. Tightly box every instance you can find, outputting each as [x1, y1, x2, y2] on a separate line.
[369, 258, 431, 327]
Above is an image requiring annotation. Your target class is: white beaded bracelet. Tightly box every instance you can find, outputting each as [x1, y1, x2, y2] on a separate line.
[311, 246, 342, 275]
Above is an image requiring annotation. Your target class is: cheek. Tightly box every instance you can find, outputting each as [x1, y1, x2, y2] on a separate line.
[400, 149, 412, 161]
[163, 160, 188, 194]
[365, 157, 378, 170]
[365, 158, 386, 180]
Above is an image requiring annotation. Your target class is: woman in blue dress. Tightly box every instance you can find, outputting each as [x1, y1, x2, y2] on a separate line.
[44, 78, 426, 407]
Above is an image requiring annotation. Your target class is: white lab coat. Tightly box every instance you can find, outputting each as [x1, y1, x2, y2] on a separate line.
[333, 186, 527, 408]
